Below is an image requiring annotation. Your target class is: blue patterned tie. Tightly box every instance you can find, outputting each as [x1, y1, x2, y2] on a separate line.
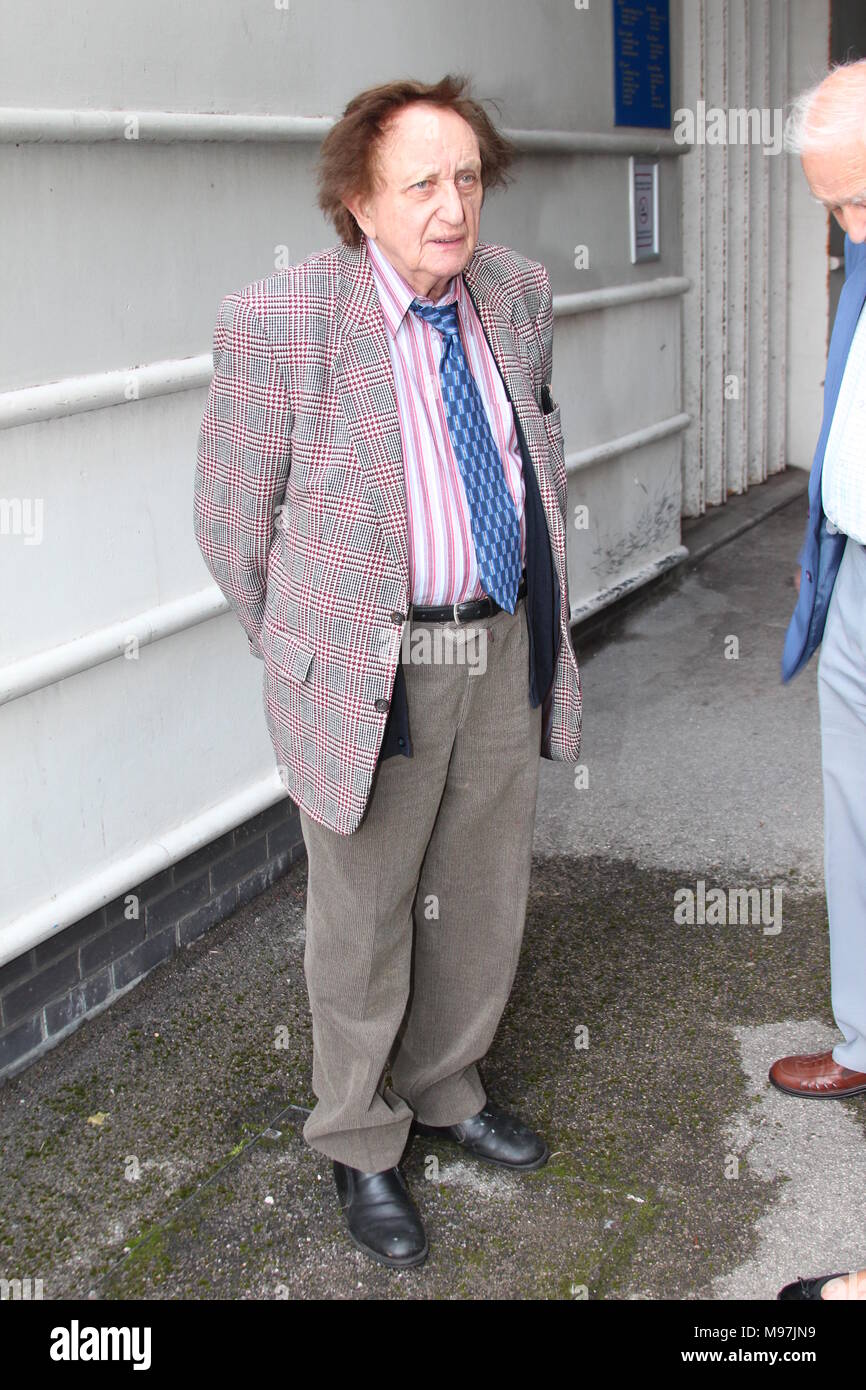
[409, 298, 522, 612]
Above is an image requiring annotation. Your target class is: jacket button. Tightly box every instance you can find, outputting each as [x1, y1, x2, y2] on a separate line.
[390, 611, 405, 624]
[806, 571, 813, 583]
[374, 698, 390, 712]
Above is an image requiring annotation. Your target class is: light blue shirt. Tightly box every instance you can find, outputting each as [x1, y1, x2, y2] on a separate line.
[822, 299, 866, 544]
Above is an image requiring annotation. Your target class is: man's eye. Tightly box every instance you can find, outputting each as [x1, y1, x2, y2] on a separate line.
[411, 174, 477, 191]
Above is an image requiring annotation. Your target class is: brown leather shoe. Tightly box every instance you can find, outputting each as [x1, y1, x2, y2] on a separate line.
[769, 1050, 866, 1098]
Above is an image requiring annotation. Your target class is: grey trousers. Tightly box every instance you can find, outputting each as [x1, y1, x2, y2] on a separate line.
[818, 535, 866, 1072]
[298, 597, 542, 1172]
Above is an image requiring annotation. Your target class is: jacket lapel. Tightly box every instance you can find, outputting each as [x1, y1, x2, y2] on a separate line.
[825, 259, 866, 414]
[461, 251, 549, 475]
[462, 254, 564, 551]
[332, 240, 409, 584]
[333, 238, 558, 586]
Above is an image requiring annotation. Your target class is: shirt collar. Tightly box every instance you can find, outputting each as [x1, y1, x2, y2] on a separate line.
[365, 234, 460, 339]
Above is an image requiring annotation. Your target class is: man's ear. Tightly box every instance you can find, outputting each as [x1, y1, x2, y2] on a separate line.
[344, 194, 374, 240]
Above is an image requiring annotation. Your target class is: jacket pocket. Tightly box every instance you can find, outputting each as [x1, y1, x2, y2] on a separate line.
[263, 626, 315, 682]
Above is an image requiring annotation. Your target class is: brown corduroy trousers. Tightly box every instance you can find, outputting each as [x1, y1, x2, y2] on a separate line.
[298, 597, 541, 1172]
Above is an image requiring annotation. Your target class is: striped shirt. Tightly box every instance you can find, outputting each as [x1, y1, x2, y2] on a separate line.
[365, 233, 526, 606]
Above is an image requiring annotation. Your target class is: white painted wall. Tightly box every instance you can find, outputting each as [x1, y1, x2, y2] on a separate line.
[0, 0, 689, 958]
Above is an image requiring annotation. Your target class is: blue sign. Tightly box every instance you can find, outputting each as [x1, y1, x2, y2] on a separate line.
[613, 0, 671, 130]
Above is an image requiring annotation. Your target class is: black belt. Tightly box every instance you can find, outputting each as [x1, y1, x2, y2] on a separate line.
[410, 573, 527, 624]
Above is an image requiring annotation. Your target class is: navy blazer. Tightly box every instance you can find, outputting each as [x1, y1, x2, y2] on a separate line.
[782, 233, 866, 681]
[379, 280, 561, 759]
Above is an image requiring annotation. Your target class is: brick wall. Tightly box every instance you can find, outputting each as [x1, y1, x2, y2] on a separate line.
[0, 800, 305, 1082]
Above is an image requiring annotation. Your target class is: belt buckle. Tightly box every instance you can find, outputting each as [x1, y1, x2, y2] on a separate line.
[453, 596, 482, 624]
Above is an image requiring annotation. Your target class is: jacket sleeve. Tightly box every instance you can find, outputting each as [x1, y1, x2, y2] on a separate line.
[193, 292, 293, 660]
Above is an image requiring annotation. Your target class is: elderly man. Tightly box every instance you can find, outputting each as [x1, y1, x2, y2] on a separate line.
[194, 75, 581, 1268]
[775, 59, 866, 1102]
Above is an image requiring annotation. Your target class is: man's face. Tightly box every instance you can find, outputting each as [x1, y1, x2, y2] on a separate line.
[346, 103, 483, 300]
[802, 140, 866, 243]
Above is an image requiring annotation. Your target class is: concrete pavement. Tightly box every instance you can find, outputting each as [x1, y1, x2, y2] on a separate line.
[2, 480, 864, 1300]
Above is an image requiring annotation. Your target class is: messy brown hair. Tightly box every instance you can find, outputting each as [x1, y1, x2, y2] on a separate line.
[317, 74, 517, 246]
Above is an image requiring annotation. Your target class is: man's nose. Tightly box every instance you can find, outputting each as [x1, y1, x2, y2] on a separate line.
[435, 180, 466, 225]
[838, 206, 866, 243]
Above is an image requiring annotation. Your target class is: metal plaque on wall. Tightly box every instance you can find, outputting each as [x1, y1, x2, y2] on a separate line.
[629, 158, 659, 263]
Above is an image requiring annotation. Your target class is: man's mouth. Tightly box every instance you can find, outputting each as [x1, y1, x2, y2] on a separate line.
[432, 235, 463, 245]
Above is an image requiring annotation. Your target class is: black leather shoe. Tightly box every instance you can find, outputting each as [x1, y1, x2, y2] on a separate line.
[332, 1160, 428, 1268]
[778, 1273, 849, 1300]
[413, 1099, 550, 1171]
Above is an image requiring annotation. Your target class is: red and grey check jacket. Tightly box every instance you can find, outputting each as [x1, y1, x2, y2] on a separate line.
[194, 237, 582, 834]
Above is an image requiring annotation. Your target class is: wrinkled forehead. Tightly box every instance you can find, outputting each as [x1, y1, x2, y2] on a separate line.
[802, 141, 866, 205]
[799, 78, 866, 205]
[374, 104, 481, 180]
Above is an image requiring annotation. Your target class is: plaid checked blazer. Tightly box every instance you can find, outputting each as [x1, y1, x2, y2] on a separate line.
[194, 237, 582, 834]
